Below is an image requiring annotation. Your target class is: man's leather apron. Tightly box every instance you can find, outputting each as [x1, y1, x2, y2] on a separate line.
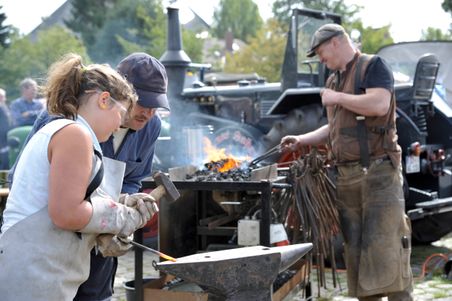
[326, 53, 412, 297]
[336, 161, 412, 297]
[0, 154, 125, 300]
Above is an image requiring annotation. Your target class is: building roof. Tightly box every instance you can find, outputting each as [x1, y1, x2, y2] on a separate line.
[28, 1, 73, 42]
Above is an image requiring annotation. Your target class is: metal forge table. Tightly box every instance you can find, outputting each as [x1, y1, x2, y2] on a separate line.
[130, 177, 292, 301]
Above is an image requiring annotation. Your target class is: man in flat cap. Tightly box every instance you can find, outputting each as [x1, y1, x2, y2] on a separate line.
[281, 24, 413, 300]
[9, 52, 169, 301]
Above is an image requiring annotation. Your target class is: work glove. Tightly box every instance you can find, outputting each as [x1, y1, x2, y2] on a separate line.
[79, 192, 145, 237]
[118, 193, 159, 228]
[96, 234, 132, 257]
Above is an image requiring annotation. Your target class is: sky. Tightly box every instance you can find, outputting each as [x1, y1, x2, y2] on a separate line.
[1, 0, 451, 42]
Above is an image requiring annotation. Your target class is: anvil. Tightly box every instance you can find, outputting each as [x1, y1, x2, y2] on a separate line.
[156, 243, 313, 301]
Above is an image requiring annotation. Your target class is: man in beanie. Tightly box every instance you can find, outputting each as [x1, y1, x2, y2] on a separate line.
[8, 52, 169, 301]
[281, 24, 413, 300]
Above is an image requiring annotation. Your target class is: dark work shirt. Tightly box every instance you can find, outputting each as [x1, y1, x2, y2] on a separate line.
[361, 56, 394, 93]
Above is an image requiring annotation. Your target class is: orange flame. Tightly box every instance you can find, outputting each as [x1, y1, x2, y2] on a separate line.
[203, 137, 246, 172]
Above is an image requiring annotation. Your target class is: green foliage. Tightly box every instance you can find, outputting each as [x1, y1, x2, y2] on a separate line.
[34, 26, 90, 70]
[224, 18, 286, 82]
[442, 0, 452, 13]
[65, 0, 119, 45]
[0, 5, 11, 48]
[87, 0, 160, 65]
[272, 0, 362, 25]
[69, 0, 202, 66]
[421, 27, 452, 41]
[114, 2, 203, 64]
[213, 0, 263, 42]
[0, 27, 88, 100]
[348, 21, 393, 54]
[181, 30, 204, 64]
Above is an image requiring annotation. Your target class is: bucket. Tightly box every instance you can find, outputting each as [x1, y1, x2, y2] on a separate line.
[123, 278, 156, 301]
[182, 125, 213, 166]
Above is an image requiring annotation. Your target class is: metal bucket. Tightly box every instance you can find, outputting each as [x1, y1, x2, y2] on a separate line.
[182, 125, 212, 167]
[123, 278, 156, 301]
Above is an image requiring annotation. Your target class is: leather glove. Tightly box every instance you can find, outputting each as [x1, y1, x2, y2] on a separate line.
[79, 193, 145, 237]
[118, 193, 159, 228]
[118, 207, 144, 237]
[96, 234, 132, 257]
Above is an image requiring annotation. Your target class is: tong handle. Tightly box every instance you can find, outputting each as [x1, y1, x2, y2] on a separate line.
[249, 144, 281, 166]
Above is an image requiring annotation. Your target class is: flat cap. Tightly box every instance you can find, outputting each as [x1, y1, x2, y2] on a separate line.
[307, 23, 345, 57]
[117, 52, 170, 111]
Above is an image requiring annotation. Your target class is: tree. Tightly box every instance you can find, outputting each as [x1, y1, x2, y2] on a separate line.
[421, 27, 452, 41]
[442, 0, 452, 13]
[349, 21, 393, 54]
[0, 5, 11, 47]
[213, 0, 263, 42]
[114, 3, 204, 64]
[0, 27, 89, 100]
[65, 0, 119, 46]
[224, 18, 286, 82]
[272, 0, 361, 25]
[67, 0, 202, 66]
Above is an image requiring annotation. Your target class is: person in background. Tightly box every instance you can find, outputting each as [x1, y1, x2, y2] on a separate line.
[281, 24, 413, 301]
[0, 53, 157, 300]
[8, 52, 169, 301]
[9, 78, 43, 127]
[0, 88, 11, 169]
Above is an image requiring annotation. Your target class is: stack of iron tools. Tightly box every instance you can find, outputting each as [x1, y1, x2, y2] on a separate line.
[288, 147, 341, 297]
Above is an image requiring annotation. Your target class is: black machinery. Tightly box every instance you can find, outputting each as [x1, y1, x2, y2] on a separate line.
[155, 6, 452, 245]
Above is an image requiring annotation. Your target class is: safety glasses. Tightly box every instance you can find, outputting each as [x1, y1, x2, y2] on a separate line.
[85, 89, 129, 121]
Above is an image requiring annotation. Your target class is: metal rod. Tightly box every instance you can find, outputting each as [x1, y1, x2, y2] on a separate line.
[129, 240, 177, 262]
[249, 144, 281, 166]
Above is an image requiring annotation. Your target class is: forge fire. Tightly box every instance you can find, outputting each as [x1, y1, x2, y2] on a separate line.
[185, 138, 253, 181]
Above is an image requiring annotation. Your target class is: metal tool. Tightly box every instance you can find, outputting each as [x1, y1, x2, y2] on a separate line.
[150, 172, 180, 202]
[249, 144, 282, 167]
[155, 243, 313, 301]
[128, 239, 177, 262]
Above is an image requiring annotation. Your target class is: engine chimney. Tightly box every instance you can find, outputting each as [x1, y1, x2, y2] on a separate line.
[159, 6, 194, 168]
[160, 6, 191, 106]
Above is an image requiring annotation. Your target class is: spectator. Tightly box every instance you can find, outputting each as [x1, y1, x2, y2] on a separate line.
[9, 78, 43, 127]
[0, 88, 11, 169]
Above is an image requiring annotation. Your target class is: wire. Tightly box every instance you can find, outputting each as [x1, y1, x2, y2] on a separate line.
[415, 253, 449, 280]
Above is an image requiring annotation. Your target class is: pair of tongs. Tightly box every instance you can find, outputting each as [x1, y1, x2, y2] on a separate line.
[249, 144, 281, 167]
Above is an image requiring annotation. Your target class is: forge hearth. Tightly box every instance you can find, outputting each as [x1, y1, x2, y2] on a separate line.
[169, 163, 278, 182]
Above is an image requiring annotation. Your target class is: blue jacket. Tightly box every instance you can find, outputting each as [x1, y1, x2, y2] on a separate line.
[101, 118, 161, 194]
[8, 110, 161, 193]
[9, 98, 44, 127]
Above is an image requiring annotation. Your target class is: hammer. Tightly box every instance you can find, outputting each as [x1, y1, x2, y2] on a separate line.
[99, 173, 180, 259]
[148, 172, 180, 203]
[126, 172, 180, 261]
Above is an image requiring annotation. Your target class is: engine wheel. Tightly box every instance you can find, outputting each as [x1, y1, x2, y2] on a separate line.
[262, 104, 327, 150]
[212, 125, 264, 158]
